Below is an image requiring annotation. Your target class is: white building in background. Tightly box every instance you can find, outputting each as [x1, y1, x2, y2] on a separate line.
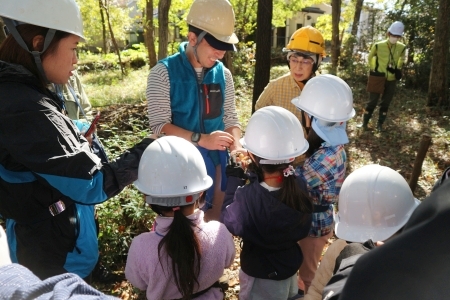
[273, 3, 332, 48]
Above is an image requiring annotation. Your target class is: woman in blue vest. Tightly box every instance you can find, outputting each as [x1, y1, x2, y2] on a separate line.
[146, 0, 243, 222]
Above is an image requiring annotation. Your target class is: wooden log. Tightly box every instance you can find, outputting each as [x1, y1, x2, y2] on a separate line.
[409, 134, 432, 194]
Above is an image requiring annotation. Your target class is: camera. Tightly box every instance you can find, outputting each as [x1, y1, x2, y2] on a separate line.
[387, 67, 396, 74]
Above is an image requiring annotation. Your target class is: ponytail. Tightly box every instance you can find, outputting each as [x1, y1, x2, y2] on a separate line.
[153, 204, 202, 300]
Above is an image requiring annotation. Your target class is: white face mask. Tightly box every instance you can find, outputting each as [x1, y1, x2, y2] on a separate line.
[389, 36, 399, 44]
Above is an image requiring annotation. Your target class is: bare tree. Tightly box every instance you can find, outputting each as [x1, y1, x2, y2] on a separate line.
[100, 0, 125, 76]
[251, 0, 273, 113]
[98, 0, 107, 53]
[145, 0, 157, 67]
[158, 0, 171, 60]
[348, 0, 364, 55]
[427, 0, 449, 107]
[330, 0, 341, 74]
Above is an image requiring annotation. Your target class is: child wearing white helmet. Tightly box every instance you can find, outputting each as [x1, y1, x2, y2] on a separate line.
[0, 0, 153, 280]
[291, 74, 356, 295]
[306, 164, 420, 300]
[221, 106, 313, 300]
[126, 136, 235, 300]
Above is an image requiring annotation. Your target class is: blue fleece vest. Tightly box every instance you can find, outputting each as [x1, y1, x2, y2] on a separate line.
[159, 42, 225, 133]
[159, 43, 229, 207]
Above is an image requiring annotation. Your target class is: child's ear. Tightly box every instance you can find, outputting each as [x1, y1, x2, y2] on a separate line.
[32, 35, 45, 52]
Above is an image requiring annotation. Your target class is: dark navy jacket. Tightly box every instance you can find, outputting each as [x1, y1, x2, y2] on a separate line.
[0, 60, 152, 279]
[222, 173, 312, 280]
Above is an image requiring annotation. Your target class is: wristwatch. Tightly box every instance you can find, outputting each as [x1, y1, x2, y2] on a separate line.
[191, 132, 201, 145]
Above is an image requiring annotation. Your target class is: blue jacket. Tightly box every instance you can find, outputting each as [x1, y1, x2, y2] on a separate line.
[159, 43, 228, 204]
[0, 60, 152, 279]
[222, 173, 312, 280]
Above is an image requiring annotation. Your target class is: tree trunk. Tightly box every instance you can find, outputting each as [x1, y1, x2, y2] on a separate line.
[0, 18, 6, 45]
[98, 0, 107, 54]
[331, 0, 341, 74]
[251, 0, 272, 113]
[158, 0, 171, 60]
[427, 0, 449, 108]
[347, 0, 364, 55]
[101, 1, 125, 76]
[145, 0, 157, 67]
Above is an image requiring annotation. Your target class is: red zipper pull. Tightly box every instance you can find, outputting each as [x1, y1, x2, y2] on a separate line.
[203, 84, 210, 114]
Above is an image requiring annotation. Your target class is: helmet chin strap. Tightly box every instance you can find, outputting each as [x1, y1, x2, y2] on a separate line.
[192, 30, 207, 83]
[2, 17, 55, 84]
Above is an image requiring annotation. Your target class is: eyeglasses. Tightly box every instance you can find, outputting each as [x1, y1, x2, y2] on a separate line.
[289, 58, 313, 67]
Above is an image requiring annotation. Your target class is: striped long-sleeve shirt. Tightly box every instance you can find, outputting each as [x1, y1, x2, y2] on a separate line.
[146, 63, 239, 134]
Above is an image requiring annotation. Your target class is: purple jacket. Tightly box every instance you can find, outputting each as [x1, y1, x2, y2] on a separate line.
[222, 174, 312, 280]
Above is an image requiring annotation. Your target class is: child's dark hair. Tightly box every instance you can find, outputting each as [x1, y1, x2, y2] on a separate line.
[247, 155, 313, 219]
[305, 127, 325, 158]
[151, 195, 205, 300]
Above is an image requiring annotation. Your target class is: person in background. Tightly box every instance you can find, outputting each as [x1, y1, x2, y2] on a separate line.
[221, 106, 313, 300]
[0, 225, 118, 300]
[126, 136, 235, 300]
[0, 0, 153, 280]
[146, 0, 243, 222]
[56, 70, 92, 120]
[291, 74, 355, 296]
[255, 26, 326, 167]
[302, 164, 420, 300]
[358, 21, 406, 132]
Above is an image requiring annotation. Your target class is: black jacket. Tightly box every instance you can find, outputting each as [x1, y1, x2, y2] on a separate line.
[0, 60, 152, 279]
[222, 173, 312, 280]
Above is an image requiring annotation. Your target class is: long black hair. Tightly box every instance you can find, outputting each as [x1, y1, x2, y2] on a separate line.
[151, 195, 206, 300]
[247, 155, 313, 220]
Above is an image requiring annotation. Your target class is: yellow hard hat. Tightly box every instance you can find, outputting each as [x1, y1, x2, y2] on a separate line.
[283, 26, 325, 57]
[186, 0, 238, 46]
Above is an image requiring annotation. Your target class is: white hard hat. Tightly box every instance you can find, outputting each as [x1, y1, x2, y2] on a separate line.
[0, 0, 84, 39]
[388, 21, 404, 36]
[335, 164, 420, 242]
[241, 106, 308, 164]
[134, 136, 213, 207]
[186, 0, 238, 46]
[291, 74, 356, 122]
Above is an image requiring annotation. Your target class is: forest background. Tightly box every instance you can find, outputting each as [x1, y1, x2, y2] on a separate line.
[0, 0, 449, 298]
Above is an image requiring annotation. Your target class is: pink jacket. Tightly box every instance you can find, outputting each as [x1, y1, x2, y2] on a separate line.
[125, 210, 235, 300]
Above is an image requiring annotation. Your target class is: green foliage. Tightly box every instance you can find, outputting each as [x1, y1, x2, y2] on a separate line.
[121, 43, 148, 69]
[232, 42, 256, 81]
[81, 67, 149, 106]
[96, 186, 156, 267]
[94, 107, 154, 267]
[77, 0, 132, 47]
[78, 51, 121, 71]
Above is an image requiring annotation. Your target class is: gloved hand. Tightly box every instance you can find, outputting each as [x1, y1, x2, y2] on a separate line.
[0, 226, 12, 267]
